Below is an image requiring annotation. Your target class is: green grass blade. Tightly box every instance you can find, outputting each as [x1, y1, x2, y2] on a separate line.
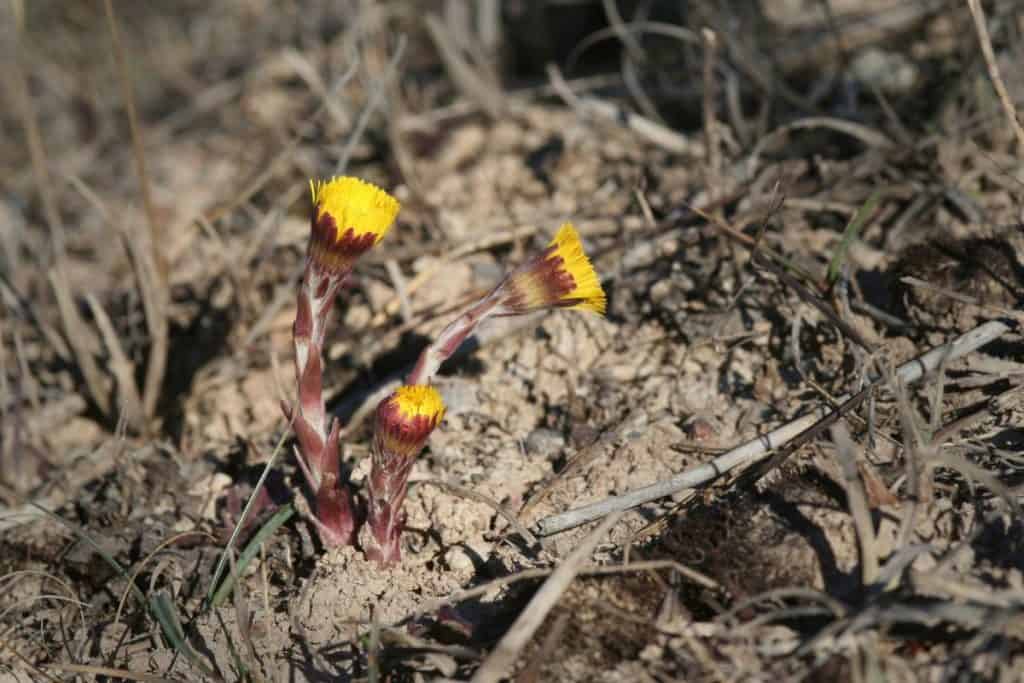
[206, 430, 288, 607]
[211, 503, 294, 608]
[151, 591, 219, 679]
[828, 190, 880, 285]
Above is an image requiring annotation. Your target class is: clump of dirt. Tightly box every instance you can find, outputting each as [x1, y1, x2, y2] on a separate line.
[650, 474, 829, 613]
[892, 231, 1024, 329]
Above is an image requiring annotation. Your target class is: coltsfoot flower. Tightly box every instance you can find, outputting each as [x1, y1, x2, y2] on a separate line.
[288, 175, 400, 549]
[308, 176, 400, 275]
[500, 223, 606, 315]
[361, 384, 446, 565]
[407, 221, 606, 385]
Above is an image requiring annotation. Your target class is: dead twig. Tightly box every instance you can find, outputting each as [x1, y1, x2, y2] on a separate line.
[967, 0, 1024, 150]
[534, 320, 1011, 537]
[470, 513, 622, 683]
[547, 64, 703, 156]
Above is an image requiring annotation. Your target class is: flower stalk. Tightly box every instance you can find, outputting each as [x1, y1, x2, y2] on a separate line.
[287, 176, 399, 547]
[408, 223, 605, 385]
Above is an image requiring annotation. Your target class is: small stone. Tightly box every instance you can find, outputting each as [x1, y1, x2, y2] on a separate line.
[525, 428, 565, 455]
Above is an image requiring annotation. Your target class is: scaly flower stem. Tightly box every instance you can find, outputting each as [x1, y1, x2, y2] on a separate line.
[361, 445, 415, 564]
[288, 265, 357, 547]
[407, 295, 500, 386]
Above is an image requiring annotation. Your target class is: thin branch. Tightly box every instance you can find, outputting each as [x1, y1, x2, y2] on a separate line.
[470, 513, 622, 683]
[535, 320, 1010, 537]
[967, 0, 1024, 150]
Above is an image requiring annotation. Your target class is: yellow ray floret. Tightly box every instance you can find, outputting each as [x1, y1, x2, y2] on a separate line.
[392, 384, 446, 423]
[309, 176, 400, 244]
[549, 223, 606, 315]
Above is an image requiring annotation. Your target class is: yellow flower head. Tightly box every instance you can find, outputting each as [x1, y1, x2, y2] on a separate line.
[391, 385, 446, 423]
[308, 176, 400, 274]
[374, 384, 445, 460]
[502, 223, 606, 315]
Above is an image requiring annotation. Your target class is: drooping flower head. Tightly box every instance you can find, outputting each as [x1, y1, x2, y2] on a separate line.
[308, 176, 400, 275]
[500, 223, 606, 315]
[374, 384, 446, 460]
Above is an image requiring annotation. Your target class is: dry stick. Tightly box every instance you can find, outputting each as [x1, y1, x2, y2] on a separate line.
[756, 254, 873, 351]
[513, 611, 570, 683]
[43, 663, 180, 683]
[546, 64, 702, 156]
[470, 512, 623, 683]
[702, 28, 722, 214]
[104, 0, 167, 422]
[967, 0, 1024, 151]
[535, 319, 1011, 537]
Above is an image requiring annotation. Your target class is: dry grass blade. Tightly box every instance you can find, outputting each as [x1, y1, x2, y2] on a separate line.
[118, 229, 167, 425]
[470, 512, 622, 683]
[333, 35, 406, 176]
[749, 116, 894, 168]
[13, 22, 110, 415]
[830, 422, 879, 587]
[0, 274, 69, 361]
[967, 0, 1024, 150]
[546, 64, 702, 155]
[702, 28, 722, 211]
[0, 442, 155, 535]
[46, 268, 111, 416]
[103, 0, 167, 423]
[425, 13, 504, 119]
[84, 293, 144, 429]
[114, 531, 215, 635]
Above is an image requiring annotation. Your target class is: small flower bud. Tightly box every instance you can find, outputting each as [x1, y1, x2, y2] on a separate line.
[361, 384, 445, 564]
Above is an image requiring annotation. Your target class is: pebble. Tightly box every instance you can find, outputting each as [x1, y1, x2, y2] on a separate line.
[525, 427, 565, 454]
